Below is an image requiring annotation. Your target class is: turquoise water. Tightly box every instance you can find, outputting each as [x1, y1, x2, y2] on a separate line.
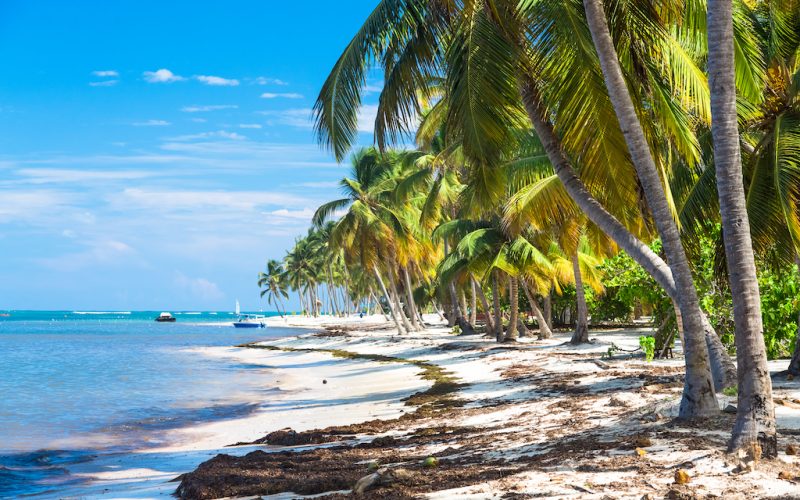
[0, 311, 302, 498]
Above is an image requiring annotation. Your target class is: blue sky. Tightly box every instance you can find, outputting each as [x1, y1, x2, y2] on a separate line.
[0, 0, 382, 311]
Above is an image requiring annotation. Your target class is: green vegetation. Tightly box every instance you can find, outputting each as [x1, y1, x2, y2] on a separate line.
[262, 0, 800, 455]
[639, 337, 656, 363]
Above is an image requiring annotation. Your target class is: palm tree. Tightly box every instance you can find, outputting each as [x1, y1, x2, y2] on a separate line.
[258, 259, 289, 317]
[579, 0, 718, 416]
[313, 147, 417, 333]
[311, 0, 737, 416]
[703, 0, 776, 455]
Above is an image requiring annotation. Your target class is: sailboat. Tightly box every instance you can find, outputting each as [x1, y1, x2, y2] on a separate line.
[232, 299, 266, 328]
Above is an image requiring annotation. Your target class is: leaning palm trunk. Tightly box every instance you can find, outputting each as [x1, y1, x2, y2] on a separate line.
[575, 0, 719, 416]
[401, 266, 423, 331]
[492, 271, 503, 341]
[544, 292, 552, 330]
[387, 266, 414, 333]
[474, 278, 496, 335]
[521, 81, 734, 389]
[372, 266, 406, 334]
[570, 252, 590, 344]
[521, 280, 552, 339]
[469, 279, 478, 325]
[505, 277, 520, 342]
[276, 293, 287, 318]
[706, 0, 775, 456]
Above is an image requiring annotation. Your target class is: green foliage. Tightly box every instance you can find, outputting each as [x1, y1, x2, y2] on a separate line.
[450, 325, 462, 336]
[758, 263, 800, 359]
[722, 386, 738, 397]
[589, 287, 634, 323]
[603, 343, 620, 359]
[639, 336, 656, 362]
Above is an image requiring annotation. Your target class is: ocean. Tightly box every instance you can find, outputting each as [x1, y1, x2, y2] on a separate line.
[0, 310, 303, 498]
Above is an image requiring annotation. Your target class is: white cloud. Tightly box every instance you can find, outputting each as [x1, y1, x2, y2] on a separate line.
[168, 130, 246, 142]
[180, 104, 238, 113]
[267, 208, 316, 220]
[14, 168, 157, 184]
[92, 70, 119, 77]
[38, 239, 139, 272]
[257, 108, 314, 128]
[89, 80, 118, 87]
[196, 75, 240, 86]
[238, 123, 262, 129]
[174, 272, 224, 301]
[364, 83, 383, 94]
[113, 188, 309, 212]
[357, 104, 379, 133]
[190, 118, 207, 123]
[252, 76, 288, 86]
[260, 92, 303, 99]
[298, 181, 340, 188]
[132, 119, 171, 127]
[143, 68, 184, 83]
[0, 190, 78, 222]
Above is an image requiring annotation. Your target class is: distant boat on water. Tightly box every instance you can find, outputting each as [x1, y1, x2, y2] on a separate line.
[232, 299, 265, 328]
[155, 312, 176, 323]
[233, 314, 266, 328]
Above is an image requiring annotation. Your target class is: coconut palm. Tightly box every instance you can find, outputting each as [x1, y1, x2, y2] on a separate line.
[258, 259, 289, 317]
[313, 147, 419, 333]
[311, 0, 733, 417]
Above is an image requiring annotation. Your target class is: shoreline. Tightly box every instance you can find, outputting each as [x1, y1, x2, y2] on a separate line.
[176, 319, 800, 499]
[22, 314, 800, 498]
[50, 314, 431, 498]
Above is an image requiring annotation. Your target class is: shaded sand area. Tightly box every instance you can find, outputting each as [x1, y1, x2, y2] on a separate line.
[174, 317, 800, 499]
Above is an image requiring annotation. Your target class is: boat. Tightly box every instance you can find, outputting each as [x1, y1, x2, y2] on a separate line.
[233, 314, 266, 328]
[232, 299, 266, 328]
[155, 312, 176, 323]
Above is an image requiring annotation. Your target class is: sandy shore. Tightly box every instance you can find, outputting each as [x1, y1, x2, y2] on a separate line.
[62, 314, 800, 498]
[176, 317, 800, 499]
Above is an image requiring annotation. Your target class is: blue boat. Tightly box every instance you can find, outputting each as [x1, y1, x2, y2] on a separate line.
[233, 314, 266, 328]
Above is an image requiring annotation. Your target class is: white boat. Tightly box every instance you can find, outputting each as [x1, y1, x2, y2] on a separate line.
[233, 314, 266, 328]
[232, 300, 266, 328]
[155, 312, 176, 323]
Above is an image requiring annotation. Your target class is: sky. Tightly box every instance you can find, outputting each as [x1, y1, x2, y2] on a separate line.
[0, 0, 383, 311]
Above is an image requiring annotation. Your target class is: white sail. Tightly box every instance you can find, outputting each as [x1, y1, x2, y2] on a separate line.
[235, 299, 241, 315]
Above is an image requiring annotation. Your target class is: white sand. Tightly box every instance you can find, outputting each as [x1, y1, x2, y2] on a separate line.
[55, 314, 800, 498]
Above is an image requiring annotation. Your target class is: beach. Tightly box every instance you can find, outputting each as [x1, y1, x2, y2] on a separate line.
[43, 314, 800, 499]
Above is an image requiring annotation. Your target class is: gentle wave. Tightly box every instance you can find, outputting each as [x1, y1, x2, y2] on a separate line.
[72, 311, 132, 315]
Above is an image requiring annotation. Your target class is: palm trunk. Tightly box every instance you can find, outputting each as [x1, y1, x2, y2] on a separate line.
[469, 279, 477, 325]
[521, 280, 552, 339]
[706, 0, 776, 456]
[492, 271, 503, 342]
[401, 266, 423, 331]
[433, 301, 447, 322]
[387, 265, 414, 333]
[474, 277, 496, 335]
[459, 291, 469, 326]
[579, 0, 719, 417]
[373, 266, 405, 334]
[570, 252, 590, 344]
[544, 291, 552, 329]
[276, 293, 287, 318]
[523, 81, 735, 386]
[505, 277, 519, 342]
